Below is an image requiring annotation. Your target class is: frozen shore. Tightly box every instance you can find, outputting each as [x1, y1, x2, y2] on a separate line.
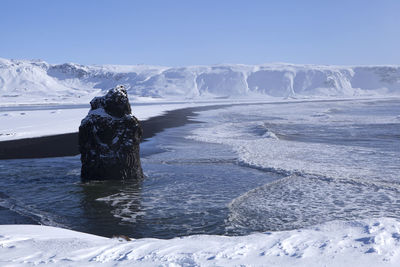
[1, 97, 399, 266]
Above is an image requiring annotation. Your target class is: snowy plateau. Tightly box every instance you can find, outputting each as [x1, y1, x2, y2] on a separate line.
[1, 58, 400, 266]
[1, 57, 400, 105]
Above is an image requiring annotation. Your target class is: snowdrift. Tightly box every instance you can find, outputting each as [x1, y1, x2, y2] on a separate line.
[1, 218, 400, 266]
[1, 58, 400, 105]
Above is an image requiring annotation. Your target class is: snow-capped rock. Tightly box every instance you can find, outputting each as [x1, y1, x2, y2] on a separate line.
[79, 86, 143, 181]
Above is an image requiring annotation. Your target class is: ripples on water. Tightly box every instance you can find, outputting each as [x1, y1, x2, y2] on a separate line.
[0, 99, 399, 238]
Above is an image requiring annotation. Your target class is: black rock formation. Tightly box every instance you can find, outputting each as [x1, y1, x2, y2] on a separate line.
[79, 86, 143, 181]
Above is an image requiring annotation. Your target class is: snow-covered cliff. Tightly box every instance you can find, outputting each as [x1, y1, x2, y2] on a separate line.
[1, 58, 399, 104]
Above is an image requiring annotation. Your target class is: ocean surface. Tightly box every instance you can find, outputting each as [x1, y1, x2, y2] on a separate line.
[0, 98, 399, 239]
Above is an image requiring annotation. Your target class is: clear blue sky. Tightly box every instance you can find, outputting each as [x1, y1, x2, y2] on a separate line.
[1, 0, 399, 66]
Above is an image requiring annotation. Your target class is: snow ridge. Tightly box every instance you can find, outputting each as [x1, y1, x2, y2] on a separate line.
[1, 58, 400, 105]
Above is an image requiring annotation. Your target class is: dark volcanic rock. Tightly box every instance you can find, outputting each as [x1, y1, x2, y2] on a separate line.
[79, 86, 143, 181]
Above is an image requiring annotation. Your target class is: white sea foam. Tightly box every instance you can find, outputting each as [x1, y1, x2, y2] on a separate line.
[188, 99, 400, 182]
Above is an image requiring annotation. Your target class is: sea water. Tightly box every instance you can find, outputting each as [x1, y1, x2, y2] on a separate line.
[0, 98, 399, 238]
[188, 98, 400, 232]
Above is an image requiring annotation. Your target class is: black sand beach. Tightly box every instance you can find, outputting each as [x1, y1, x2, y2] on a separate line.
[0, 99, 350, 160]
[0, 105, 224, 160]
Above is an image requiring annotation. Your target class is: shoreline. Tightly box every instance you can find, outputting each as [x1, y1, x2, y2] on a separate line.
[1, 97, 395, 160]
[0, 105, 226, 160]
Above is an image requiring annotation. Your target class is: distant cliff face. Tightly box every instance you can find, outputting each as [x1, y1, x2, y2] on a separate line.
[1, 58, 400, 104]
[79, 86, 143, 181]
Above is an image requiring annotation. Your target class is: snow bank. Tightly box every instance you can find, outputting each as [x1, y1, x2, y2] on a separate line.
[1, 58, 400, 105]
[1, 218, 400, 266]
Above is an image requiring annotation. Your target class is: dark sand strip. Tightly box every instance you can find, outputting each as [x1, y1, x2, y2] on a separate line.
[0, 105, 224, 160]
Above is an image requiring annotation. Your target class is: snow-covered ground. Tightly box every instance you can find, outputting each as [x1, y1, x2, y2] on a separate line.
[1, 218, 400, 266]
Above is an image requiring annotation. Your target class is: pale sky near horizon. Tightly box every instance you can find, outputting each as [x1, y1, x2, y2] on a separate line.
[0, 0, 399, 66]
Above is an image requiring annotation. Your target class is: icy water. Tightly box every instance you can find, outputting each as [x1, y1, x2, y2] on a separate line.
[0, 119, 282, 238]
[0, 98, 399, 238]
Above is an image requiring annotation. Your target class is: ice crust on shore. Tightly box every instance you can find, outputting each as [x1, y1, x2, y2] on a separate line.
[1, 57, 400, 105]
[1, 218, 400, 266]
